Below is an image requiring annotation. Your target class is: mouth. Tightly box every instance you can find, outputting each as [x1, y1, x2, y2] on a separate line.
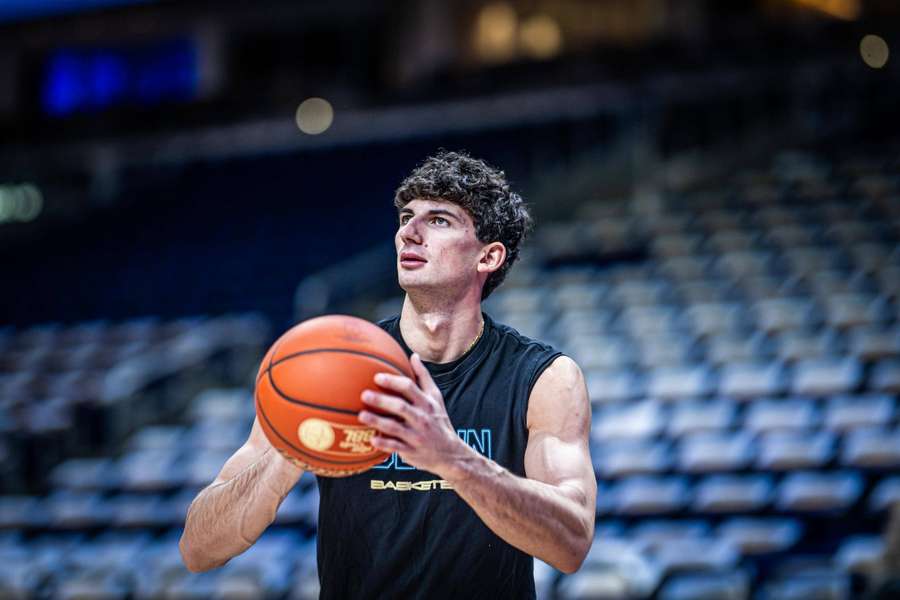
[399, 252, 427, 269]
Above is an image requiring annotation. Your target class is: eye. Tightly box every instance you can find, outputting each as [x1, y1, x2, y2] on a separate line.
[431, 216, 449, 226]
[399, 214, 411, 225]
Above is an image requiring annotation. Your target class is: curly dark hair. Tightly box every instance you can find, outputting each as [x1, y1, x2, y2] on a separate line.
[394, 150, 532, 300]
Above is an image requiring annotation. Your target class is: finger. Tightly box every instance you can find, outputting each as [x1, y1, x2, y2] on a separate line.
[371, 435, 412, 453]
[361, 390, 418, 422]
[358, 410, 411, 440]
[410, 353, 441, 397]
[374, 372, 428, 405]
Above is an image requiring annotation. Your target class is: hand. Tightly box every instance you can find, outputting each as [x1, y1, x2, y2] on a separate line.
[358, 353, 471, 477]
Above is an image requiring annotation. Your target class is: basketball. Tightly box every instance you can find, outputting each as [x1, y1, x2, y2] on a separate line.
[255, 314, 413, 477]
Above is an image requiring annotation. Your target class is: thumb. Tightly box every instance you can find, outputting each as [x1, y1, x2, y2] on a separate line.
[410, 353, 441, 397]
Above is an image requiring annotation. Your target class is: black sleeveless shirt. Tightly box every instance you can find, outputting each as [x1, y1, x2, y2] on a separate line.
[315, 312, 562, 599]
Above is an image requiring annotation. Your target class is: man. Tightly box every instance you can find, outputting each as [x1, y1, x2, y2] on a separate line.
[179, 151, 597, 598]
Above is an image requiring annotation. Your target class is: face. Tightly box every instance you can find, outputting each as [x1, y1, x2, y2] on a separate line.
[395, 199, 488, 298]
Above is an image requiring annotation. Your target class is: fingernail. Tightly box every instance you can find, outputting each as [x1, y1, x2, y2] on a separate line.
[359, 411, 370, 421]
[361, 390, 373, 401]
[374, 373, 386, 384]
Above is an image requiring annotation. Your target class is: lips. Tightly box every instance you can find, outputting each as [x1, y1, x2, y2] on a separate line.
[400, 252, 427, 263]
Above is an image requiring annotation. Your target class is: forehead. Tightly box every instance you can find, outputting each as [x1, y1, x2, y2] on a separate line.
[400, 198, 471, 222]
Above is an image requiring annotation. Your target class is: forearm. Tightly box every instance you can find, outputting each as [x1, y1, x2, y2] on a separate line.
[179, 449, 302, 572]
[442, 448, 593, 573]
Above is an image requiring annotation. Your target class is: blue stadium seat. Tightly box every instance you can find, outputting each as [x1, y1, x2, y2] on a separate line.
[773, 329, 841, 362]
[718, 361, 787, 399]
[758, 568, 849, 600]
[117, 449, 184, 492]
[684, 302, 747, 337]
[677, 432, 754, 473]
[705, 332, 770, 365]
[565, 334, 634, 370]
[647, 538, 741, 577]
[775, 471, 863, 513]
[847, 325, 900, 361]
[756, 431, 835, 471]
[646, 365, 715, 400]
[556, 537, 660, 600]
[594, 440, 672, 479]
[592, 400, 665, 441]
[716, 517, 803, 556]
[824, 394, 895, 432]
[693, 475, 774, 514]
[871, 359, 900, 394]
[667, 400, 737, 438]
[108, 493, 174, 527]
[49, 457, 118, 492]
[840, 427, 900, 469]
[0, 495, 44, 528]
[585, 370, 644, 404]
[823, 293, 889, 329]
[744, 398, 819, 433]
[630, 519, 711, 546]
[612, 475, 690, 515]
[658, 570, 751, 600]
[791, 357, 862, 396]
[752, 298, 819, 333]
[868, 476, 900, 512]
[835, 535, 884, 581]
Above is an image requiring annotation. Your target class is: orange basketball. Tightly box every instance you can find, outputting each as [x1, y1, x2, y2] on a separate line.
[255, 315, 413, 477]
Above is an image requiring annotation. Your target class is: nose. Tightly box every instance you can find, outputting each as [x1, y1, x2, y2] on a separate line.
[399, 216, 423, 245]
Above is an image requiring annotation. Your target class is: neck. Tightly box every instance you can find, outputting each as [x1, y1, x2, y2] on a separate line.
[399, 289, 484, 364]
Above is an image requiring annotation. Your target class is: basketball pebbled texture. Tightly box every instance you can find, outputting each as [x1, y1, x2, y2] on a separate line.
[255, 315, 413, 477]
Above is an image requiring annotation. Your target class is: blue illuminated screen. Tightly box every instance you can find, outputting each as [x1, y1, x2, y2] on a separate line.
[42, 38, 198, 117]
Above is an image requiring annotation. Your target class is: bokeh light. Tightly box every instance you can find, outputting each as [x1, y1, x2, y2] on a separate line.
[0, 183, 44, 223]
[474, 2, 518, 64]
[860, 34, 890, 69]
[519, 14, 562, 60]
[295, 97, 334, 135]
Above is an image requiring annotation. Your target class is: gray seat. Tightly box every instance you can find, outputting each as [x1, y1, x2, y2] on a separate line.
[834, 535, 885, 579]
[693, 475, 773, 513]
[791, 358, 862, 396]
[668, 400, 737, 438]
[612, 476, 690, 515]
[647, 365, 715, 399]
[752, 298, 819, 333]
[718, 361, 787, 399]
[775, 471, 863, 512]
[658, 570, 751, 600]
[585, 369, 643, 404]
[840, 427, 900, 469]
[716, 517, 803, 556]
[824, 394, 894, 432]
[594, 440, 672, 478]
[705, 333, 770, 365]
[847, 325, 900, 361]
[744, 398, 818, 433]
[868, 476, 900, 512]
[871, 359, 900, 393]
[823, 293, 889, 328]
[592, 400, 665, 441]
[772, 330, 840, 362]
[755, 431, 835, 471]
[685, 303, 748, 337]
[677, 432, 754, 473]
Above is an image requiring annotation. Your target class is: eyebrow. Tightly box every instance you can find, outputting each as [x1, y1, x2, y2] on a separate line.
[399, 208, 461, 222]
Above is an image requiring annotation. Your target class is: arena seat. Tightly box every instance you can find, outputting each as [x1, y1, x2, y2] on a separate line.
[693, 475, 774, 514]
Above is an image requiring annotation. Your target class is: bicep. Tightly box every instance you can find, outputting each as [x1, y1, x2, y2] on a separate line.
[524, 357, 596, 505]
[211, 416, 272, 485]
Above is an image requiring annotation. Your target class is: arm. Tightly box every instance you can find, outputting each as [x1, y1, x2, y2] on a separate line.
[359, 354, 596, 574]
[178, 416, 304, 572]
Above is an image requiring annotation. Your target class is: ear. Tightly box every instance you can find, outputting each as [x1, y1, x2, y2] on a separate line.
[476, 242, 507, 275]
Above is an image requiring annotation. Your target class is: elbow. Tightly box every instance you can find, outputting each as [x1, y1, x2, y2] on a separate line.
[555, 538, 590, 575]
[179, 535, 223, 573]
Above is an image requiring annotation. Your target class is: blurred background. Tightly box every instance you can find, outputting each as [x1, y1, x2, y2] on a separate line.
[1, 0, 899, 598]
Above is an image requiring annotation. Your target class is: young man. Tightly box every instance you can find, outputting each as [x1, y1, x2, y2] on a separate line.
[179, 151, 596, 598]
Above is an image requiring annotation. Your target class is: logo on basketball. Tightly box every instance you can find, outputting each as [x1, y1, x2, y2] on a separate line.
[298, 418, 336, 451]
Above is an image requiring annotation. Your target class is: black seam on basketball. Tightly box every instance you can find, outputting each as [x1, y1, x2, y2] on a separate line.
[266, 367, 361, 416]
[268, 348, 407, 375]
[255, 393, 383, 466]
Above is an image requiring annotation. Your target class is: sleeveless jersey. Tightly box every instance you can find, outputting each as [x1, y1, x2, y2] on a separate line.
[315, 312, 563, 599]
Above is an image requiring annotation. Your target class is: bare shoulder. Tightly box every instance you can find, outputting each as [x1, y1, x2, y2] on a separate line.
[526, 355, 590, 437]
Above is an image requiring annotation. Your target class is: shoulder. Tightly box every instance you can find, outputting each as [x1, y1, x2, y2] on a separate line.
[375, 314, 400, 333]
[489, 315, 560, 359]
[527, 355, 589, 433]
